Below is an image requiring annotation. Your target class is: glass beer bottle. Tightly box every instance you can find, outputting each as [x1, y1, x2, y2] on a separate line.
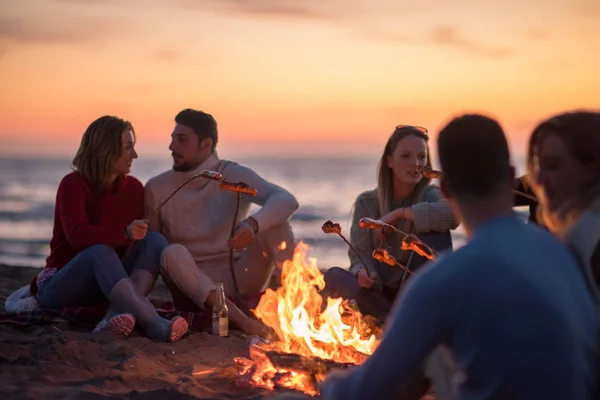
[212, 283, 229, 337]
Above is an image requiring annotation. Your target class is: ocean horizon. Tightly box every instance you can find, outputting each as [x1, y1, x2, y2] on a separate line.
[0, 154, 529, 269]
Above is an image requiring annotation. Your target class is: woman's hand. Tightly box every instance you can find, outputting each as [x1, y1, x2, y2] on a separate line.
[126, 220, 148, 241]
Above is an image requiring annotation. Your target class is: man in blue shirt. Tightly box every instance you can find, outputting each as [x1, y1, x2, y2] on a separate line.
[318, 114, 599, 399]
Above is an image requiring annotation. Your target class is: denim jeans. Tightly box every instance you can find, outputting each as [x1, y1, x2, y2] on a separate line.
[36, 232, 168, 309]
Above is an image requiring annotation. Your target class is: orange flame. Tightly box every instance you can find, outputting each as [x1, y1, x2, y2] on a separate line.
[243, 242, 380, 395]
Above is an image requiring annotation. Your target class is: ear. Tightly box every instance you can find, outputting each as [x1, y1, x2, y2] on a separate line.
[440, 177, 453, 200]
[200, 137, 213, 151]
[386, 154, 393, 169]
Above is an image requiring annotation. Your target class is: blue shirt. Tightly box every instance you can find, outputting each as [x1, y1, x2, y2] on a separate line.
[321, 214, 599, 400]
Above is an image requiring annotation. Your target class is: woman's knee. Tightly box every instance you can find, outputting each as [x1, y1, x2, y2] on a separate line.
[142, 231, 169, 250]
[323, 267, 356, 294]
[324, 266, 352, 282]
[80, 244, 118, 260]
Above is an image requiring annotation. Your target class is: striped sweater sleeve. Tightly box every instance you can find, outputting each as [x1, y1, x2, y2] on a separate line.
[411, 185, 460, 234]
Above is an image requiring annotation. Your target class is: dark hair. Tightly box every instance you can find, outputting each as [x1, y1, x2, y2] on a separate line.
[175, 109, 218, 151]
[72, 115, 134, 193]
[437, 114, 510, 197]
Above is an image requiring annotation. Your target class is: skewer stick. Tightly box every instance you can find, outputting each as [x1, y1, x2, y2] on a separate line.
[322, 220, 371, 278]
[146, 170, 223, 220]
[358, 218, 407, 239]
[418, 166, 539, 203]
[222, 180, 258, 301]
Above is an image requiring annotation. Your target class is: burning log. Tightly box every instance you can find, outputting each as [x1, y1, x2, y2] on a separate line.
[241, 338, 364, 396]
[265, 351, 358, 375]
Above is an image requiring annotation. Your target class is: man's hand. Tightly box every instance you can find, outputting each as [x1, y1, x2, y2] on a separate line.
[357, 269, 375, 289]
[227, 218, 258, 250]
[126, 219, 148, 241]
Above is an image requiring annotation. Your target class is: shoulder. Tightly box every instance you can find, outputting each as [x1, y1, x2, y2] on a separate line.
[123, 175, 143, 192]
[58, 171, 88, 191]
[355, 189, 378, 203]
[221, 160, 256, 178]
[410, 245, 490, 293]
[353, 189, 379, 212]
[145, 169, 174, 189]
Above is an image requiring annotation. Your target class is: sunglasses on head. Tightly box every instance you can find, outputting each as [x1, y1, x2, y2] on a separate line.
[395, 125, 428, 135]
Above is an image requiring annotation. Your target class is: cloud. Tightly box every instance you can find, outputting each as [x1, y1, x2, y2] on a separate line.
[175, 0, 365, 21]
[522, 28, 550, 41]
[430, 25, 514, 59]
[153, 48, 181, 63]
[0, 14, 133, 45]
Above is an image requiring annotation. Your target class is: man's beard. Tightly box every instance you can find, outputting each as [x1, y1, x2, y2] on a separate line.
[173, 163, 194, 172]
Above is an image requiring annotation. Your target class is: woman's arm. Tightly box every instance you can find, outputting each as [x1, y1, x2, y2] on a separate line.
[57, 175, 132, 249]
[391, 186, 459, 234]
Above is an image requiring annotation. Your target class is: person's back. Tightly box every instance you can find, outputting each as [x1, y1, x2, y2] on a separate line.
[438, 215, 597, 399]
[317, 114, 599, 400]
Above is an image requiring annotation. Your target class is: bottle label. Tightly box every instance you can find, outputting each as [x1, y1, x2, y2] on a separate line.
[219, 317, 228, 336]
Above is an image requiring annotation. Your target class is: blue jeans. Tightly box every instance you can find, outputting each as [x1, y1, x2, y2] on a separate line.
[36, 232, 168, 309]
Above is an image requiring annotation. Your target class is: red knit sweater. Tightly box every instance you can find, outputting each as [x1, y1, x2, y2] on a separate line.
[31, 172, 144, 294]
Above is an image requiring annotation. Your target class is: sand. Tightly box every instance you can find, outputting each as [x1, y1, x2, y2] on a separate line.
[0, 264, 273, 399]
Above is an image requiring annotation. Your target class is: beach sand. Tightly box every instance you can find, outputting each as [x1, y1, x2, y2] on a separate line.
[0, 264, 273, 399]
[0, 265, 435, 400]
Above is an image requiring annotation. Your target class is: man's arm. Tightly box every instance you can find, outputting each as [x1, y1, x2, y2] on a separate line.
[320, 267, 453, 400]
[144, 181, 162, 233]
[228, 165, 299, 233]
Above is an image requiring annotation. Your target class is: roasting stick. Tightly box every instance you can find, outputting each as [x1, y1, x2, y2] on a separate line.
[121, 170, 224, 260]
[220, 179, 258, 301]
[418, 165, 539, 203]
[145, 169, 223, 220]
[322, 220, 371, 278]
[359, 217, 438, 261]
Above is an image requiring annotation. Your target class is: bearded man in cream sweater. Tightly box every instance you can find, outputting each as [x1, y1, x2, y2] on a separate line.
[144, 109, 299, 335]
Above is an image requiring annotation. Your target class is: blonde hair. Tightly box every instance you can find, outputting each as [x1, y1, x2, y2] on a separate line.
[376, 126, 432, 216]
[527, 111, 600, 232]
[72, 115, 135, 193]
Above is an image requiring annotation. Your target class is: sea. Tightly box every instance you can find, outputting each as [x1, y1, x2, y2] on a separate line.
[0, 155, 529, 270]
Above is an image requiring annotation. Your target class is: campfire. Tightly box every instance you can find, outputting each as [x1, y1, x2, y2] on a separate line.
[235, 242, 381, 395]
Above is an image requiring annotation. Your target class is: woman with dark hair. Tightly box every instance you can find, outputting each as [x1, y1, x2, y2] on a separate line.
[32, 115, 188, 342]
[527, 110, 600, 300]
[323, 125, 459, 321]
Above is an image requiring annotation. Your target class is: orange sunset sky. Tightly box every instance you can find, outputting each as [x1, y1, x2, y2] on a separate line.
[1, 0, 599, 158]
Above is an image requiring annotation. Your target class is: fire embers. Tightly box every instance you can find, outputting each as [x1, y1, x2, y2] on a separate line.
[235, 242, 380, 396]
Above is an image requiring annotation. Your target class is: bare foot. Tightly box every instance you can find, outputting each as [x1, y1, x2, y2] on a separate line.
[243, 318, 276, 340]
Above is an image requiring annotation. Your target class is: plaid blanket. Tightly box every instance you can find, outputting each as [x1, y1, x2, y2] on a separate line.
[0, 300, 213, 332]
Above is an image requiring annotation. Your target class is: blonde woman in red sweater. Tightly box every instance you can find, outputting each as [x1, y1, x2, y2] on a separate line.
[32, 116, 188, 342]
